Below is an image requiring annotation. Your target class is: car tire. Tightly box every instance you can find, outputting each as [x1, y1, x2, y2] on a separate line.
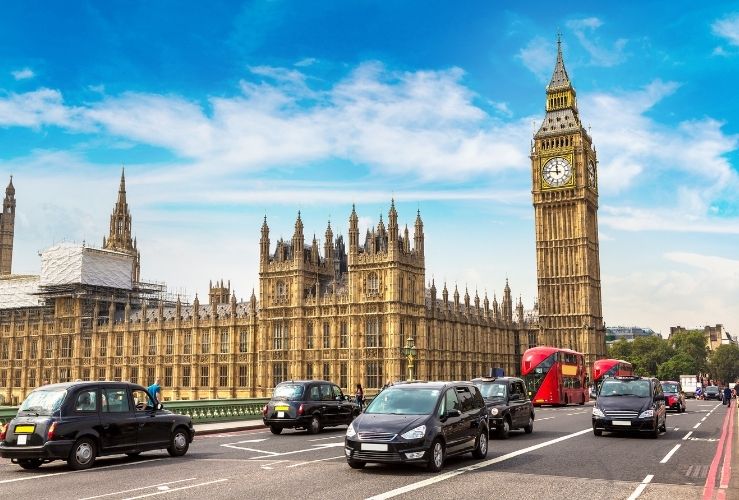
[347, 459, 366, 469]
[125, 451, 142, 458]
[167, 428, 190, 457]
[68, 437, 97, 470]
[523, 414, 534, 434]
[270, 425, 283, 435]
[650, 423, 659, 439]
[496, 417, 510, 439]
[472, 428, 488, 459]
[593, 428, 602, 436]
[17, 458, 43, 470]
[427, 439, 445, 472]
[307, 416, 322, 435]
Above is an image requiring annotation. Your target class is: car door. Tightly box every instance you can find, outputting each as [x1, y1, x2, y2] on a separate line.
[439, 388, 466, 454]
[319, 383, 339, 425]
[132, 387, 170, 447]
[333, 385, 353, 424]
[654, 382, 666, 427]
[512, 381, 528, 427]
[454, 386, 477, 450]
[99, 386, 138, 452]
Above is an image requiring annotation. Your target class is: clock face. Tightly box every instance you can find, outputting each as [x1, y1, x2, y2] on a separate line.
[588, 161, 596, 187]
[542, 157, 573, 187]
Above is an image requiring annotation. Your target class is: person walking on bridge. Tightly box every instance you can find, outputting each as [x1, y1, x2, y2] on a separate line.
[724, 386, 732, 408]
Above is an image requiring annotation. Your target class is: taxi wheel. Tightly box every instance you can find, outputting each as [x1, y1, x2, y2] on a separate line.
[307, 416, 322, 435]
[347, 459, 366, 469]
[68, 437, 97, 470]
[427, 439, 445, 472]
[524, 415, 534, 434]
[472, 428, 488, 459]
[17, 459, 42, 470]
[270, 425, 283, 435]
[167, 428, 190, 457]
[593, 428, 602, 436]
[496, 418, 510, 439]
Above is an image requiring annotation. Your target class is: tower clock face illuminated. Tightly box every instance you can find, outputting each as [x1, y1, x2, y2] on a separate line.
[542, 157, 573, 187]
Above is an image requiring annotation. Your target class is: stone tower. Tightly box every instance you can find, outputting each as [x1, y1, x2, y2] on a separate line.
[0, 177, 16, 275]
[103, 169, 141, 282]
[530, 37, 606, 365]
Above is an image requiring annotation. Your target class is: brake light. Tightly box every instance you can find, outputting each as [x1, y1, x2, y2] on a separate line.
[262, 405, 268, 416]
[0, 423, 6, 441]
[298, 404, 305, 416]
[47, 422, 58, 441]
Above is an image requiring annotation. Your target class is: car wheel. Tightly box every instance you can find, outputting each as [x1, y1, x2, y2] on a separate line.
[427, 439, 445, 472]
[347, 459, 366, 469]
[17, 458, 43, 470]
[68, 437, 97, 470]
[650, 423, 659, 439]
[523, 414, 534, 434]
[593, 428, 602, 437]
[269, 425, 283, 435]
[167, 428, 190, 457]
[307, 415, 322, 435]
[472, 428, 488, 459]
[496, 417, 510, 439]
[125, 452, 142, 458]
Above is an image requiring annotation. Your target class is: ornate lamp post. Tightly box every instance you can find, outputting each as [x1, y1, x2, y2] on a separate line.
[401, 336, 417, 381]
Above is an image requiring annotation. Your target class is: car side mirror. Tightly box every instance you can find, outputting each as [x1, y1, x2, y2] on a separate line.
[445, 409, 462, 418]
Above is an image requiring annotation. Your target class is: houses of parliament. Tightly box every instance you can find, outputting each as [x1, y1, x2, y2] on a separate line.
[0, 42, 605, 404]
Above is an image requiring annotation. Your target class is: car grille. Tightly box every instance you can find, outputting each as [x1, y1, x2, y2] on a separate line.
[353, 450, 403, 462]
[605, 410, 639, 419]
[357, 432, 397, 442]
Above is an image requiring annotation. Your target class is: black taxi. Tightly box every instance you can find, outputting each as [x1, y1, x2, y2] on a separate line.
[0, 381, 195, 470]
[472, 376, 535, 438]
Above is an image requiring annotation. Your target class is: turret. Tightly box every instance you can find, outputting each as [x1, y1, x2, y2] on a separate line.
[414, 209, 424, 256]
[442, 282, 449, 305]
[310, 234, 319, 265]
[503, 279, 513, 323]
[0, 176, 16, 275]
[292, 211, 304, 264]
[260, 216, 270, 264]
[388, 199, 398, 246]
[349, 204, 359, 256]
[324, 221, 334, 266]
[103, 168, 140, 281]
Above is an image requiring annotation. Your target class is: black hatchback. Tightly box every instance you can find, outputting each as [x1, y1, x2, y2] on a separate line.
[344, 381, 488, 471]
[262, 380, 360, 435]
[0, 381, 195, 470]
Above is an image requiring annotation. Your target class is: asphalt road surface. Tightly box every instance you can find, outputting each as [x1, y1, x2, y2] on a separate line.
[0, 400, 734, 500]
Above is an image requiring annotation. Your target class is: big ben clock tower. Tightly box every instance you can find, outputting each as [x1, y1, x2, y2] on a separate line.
[531, 37, 606, 365]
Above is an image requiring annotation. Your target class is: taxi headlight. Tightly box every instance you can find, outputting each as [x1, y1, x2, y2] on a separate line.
[490, 408, 499, 416]
[592, 407, 605, 418]
[401, 425, 426, 440]
[346, 423, 357, 438]
[638, 409, 654, 419]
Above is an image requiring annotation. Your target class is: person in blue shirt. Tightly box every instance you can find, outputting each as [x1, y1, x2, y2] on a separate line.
[147, 378, 162, 403]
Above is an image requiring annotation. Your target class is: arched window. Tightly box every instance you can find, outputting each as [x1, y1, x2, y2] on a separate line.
[276, 280, 287, 300]
[367, 272, 379, 295]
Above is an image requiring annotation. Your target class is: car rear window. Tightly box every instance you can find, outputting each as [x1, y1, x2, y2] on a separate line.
[19, 389, 67, 415]
[273, 384, 305, 400]
[662, 383, 679, 393]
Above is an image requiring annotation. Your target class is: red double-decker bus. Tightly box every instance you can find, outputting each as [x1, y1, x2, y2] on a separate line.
[521, 346, 587, 406]
[592, 359, 633, 393]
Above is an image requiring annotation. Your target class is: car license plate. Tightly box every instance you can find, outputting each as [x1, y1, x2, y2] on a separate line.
[361, 443, 388, 452]
[612, 421, 631, 426]
[277, 411, 285, 418]
[275, 406, 289, 411]
[16, 435, 27, 445]
[14, 425, 35, 434]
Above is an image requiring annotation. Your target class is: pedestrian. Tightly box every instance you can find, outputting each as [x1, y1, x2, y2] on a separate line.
[724, 386, 732, 408]
[148, 378, 162, 403]
[355, 383, 364, 411]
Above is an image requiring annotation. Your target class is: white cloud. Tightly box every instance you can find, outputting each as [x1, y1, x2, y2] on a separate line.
[11, 67, 34, 80]
[566, 17, 628, 67]
[0, 88, 89, 130]
[712, 13, 739, 46]
[517, 36, 553, 82]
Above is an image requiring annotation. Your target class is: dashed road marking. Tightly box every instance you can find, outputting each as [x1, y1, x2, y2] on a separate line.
[0, 458, 165, 485]
[78, 478, 197, 500]
[286, 455, 344, 468]
[660, 444, 681, 463]
[683, 431, 693, 440]
[122, 478, 228, 499]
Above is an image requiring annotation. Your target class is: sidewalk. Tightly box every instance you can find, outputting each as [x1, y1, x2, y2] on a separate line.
[729, 402, 738, 500]
[194, 419, 265, 436]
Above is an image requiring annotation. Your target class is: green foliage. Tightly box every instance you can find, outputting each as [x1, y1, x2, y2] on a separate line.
[708, 344, 739, 384]
[669, 330, 708, 373]
[656, 353, 696, 381]
[607, 339, 632, 361]
[607, 336, 674, 377]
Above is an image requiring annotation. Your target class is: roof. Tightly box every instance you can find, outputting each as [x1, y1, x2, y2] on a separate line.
[471, 376, 523, 383]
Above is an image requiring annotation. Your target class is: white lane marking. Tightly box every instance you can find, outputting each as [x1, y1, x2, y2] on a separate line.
[233, 438, 269, 443]
[673, 428, 679, 431]
[286, 455, 344, 468]
[156, 487, 169, 491]
[220, 444, 279, 454]
[627, 474, 654, 500]
[701, 417, 707, 422]
[660, 444, 681, 464]
[123, 478, 228, 499]
[688, 437, 718, 442]
[78, 478, 197, 500]
[0, 458, 165, 485]
[366, 428, 591, 500]
[566, 412, 586, 416]
[249, 441, 345, 460]
[537, 417, 555, 421]
[683, 431, 693, 440]
[260, 460, 287, 470]
[693, 422, 701, 429]
[308, 436, 343, 442]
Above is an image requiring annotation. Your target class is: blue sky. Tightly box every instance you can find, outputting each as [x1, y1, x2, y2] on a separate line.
[1, 1, 738, 337]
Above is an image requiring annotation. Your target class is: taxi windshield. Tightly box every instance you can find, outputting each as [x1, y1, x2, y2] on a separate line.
[365, 388, 440, 415]
[19, 389, 67, 415]
[272, 384, 304, 400]
[600, 379, 651, 398]
[476, 382, 507, 399]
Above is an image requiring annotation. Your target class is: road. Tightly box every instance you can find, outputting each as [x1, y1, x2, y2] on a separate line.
[0, 400, 734, 500]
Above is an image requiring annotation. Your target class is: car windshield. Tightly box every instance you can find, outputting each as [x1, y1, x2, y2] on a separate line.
[272, 384, 304, 400]
[364, 388, 440, 415]
[475, 382, 507, 399]
[662, 383, 679, 393]
[19, 389, 67, 415]
[706, 386, 719, 393]
[600, 379, 651, 397]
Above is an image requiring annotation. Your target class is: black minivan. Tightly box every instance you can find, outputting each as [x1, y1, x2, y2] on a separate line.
[344, 381, 488, 471]
[592, 376, 666, 438]
[0, 381, 194, 470]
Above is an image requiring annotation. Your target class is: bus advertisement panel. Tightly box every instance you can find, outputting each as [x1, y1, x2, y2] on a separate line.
[521, 346, 587, 406]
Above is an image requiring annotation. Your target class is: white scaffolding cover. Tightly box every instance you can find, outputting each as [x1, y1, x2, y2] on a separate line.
[0, 275, 41, 309]
[40, 243, 133, 290]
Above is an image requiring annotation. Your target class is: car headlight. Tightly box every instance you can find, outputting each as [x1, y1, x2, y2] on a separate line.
[346, 423, 357, 438]
[638, 409, 654, 418]
[490, 408, 499, 416]
[401, 425, 426, 440]
[592, 407, 605, 418]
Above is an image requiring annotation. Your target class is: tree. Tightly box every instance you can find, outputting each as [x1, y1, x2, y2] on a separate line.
[630, 336, 674, 376]
[708, 344, 739, 384]
[656, 353, 696, 381]
[670, 330, 708, 374]
[608, 339, 632, 361]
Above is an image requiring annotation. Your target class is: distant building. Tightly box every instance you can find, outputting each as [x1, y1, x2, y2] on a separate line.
[670, 325, 736, 350]
[606, 326, 657, 343]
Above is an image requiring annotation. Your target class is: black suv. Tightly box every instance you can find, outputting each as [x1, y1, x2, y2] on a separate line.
[472, 376, 535, 438]
[0, 381, 194, 470]
[592, 376, 666, 438]
[344, 381, 488, 471]
[262, 380, 360, 434]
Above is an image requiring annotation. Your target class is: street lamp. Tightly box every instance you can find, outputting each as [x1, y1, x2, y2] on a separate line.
[401, 336, 417, 381]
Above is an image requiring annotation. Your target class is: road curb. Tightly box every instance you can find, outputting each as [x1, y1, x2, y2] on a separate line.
[194, 422, 267, 436]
